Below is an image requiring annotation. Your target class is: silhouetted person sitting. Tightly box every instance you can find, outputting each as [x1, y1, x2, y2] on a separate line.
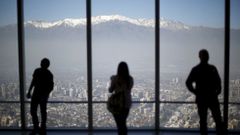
[108, 62, 134, 135]
[27, 58, 54, 135]
[186, 49, 224, 135]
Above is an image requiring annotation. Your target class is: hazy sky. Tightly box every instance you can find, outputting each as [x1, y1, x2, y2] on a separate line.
[0, 0, 239, 28]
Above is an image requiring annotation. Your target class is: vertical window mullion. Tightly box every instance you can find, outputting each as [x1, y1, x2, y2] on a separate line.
[17, 0, 26, 130]
[224, 0, 230, 133]
[86, 0, 93, 132]
[155, 0, 160, 132]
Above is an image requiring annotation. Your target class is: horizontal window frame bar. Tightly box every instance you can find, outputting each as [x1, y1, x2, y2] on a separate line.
[0, 128, 239, 133]
[1, 101, 240, 105]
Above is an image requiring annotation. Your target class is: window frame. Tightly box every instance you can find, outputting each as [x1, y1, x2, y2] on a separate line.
[0, 0, 236, 133]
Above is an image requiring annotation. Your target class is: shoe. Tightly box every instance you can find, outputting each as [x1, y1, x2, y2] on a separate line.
[40, 124, 47, 135]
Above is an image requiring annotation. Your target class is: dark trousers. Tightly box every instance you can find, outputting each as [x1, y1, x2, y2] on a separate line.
[197, 98, 224, 135]
[30, 97, 48, 130]
[113, 108, 130, 135]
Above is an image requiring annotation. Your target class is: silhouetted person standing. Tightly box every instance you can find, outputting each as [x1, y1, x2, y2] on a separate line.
[186, 49, 224, 135]
[108, 62, 134, 135]
[27, 58, 54, 135]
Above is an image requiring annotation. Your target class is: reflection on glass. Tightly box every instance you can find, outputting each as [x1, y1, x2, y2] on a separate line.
[93, 103, 154, 128]
[26, 103, 88, 128]
[92, 0, 155, 101]
[0, 103, 20, 127]
[24, 0, 87, 101]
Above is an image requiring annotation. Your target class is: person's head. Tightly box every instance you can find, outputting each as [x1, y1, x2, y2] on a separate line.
[41, 58, 50, 69]
[117, 61, 130, 79]
[199, 49, 209, 64]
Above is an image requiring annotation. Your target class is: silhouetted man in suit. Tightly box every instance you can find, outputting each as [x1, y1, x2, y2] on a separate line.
[186, 49, 224, 135]
[27, 58, 54, 135]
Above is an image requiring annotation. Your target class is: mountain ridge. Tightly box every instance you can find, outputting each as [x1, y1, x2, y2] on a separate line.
[23, 15, 190, 30]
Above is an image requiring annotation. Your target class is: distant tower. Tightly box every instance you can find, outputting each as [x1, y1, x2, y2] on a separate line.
[1, 84, 6, 99]
[175, 77, 179, 83]
[69, 88, 73, 97]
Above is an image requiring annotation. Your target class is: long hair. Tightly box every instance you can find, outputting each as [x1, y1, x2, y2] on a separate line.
[117, 61, 130, 87]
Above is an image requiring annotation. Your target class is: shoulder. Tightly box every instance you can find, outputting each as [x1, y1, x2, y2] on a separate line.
[34, 68, 41, 72]
[47, 69, 53, 75]
[129, 76, 134, 88]
[191, 64, 200, 73]
[110, 75, 117, 80]
[208, 64, 218, 73]
[208, 64, 217, 69]
[33, 68, 41, 75]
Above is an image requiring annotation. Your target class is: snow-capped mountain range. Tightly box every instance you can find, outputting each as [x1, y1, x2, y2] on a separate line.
[25, 15, 190, 30]
[1, 14, 240, 75]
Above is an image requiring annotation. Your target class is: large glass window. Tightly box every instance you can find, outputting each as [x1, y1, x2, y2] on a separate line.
[0, 0, 240, 131]
[92, 0, 155, 128]
[24, 0, 87, 128]
[160, 0, 225, 128]
[229, 0, 240, 130]
[0, 0, 20, 128]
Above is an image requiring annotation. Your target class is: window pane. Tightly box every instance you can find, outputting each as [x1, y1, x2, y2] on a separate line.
[92, 0, 155, 102]
[0, 0, 19, 101]
[160, 0, 225, 102]
[228, 105, 240, 129]
[128, 103, 155, 128]
[160, 103, 223, 128]
[93, 103, 155, 128]
[26, 103, 88, 128]
[229, 0, 240, 130]
[93, 103, 115, 128]
[0, 0, 20, 128]
[229, 0, 240, 103]
[0, 103, 20, 127]
[160, 104, 199, 128]
[24, 0, 87, 102]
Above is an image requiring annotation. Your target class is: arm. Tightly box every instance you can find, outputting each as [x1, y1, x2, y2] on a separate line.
[26, 78, 35, 99]
[108, 76, 116, 93]
[48, 73, 54, 93]
[214, 67, 222, 95]
[26, 71, 36, 99]
[129, 76, 134, 90]
[186, 69, 196, 95]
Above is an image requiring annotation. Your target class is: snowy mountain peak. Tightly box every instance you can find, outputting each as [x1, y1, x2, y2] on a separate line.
[25, 15, 190, 30]
[160, 19, 190, 30]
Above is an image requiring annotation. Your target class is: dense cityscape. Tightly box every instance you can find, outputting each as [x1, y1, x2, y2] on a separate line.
[0, 73, 239, 129]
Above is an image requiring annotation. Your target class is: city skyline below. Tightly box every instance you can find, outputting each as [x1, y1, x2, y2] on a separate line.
[0, 0, 240, 131]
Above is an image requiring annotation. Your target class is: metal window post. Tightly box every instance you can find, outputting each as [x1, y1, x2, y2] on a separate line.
[17, 0, 26, 130]
[86, 0, 93, 132]
[224, 0, 230, 133]
[155, 0, 160, 132]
